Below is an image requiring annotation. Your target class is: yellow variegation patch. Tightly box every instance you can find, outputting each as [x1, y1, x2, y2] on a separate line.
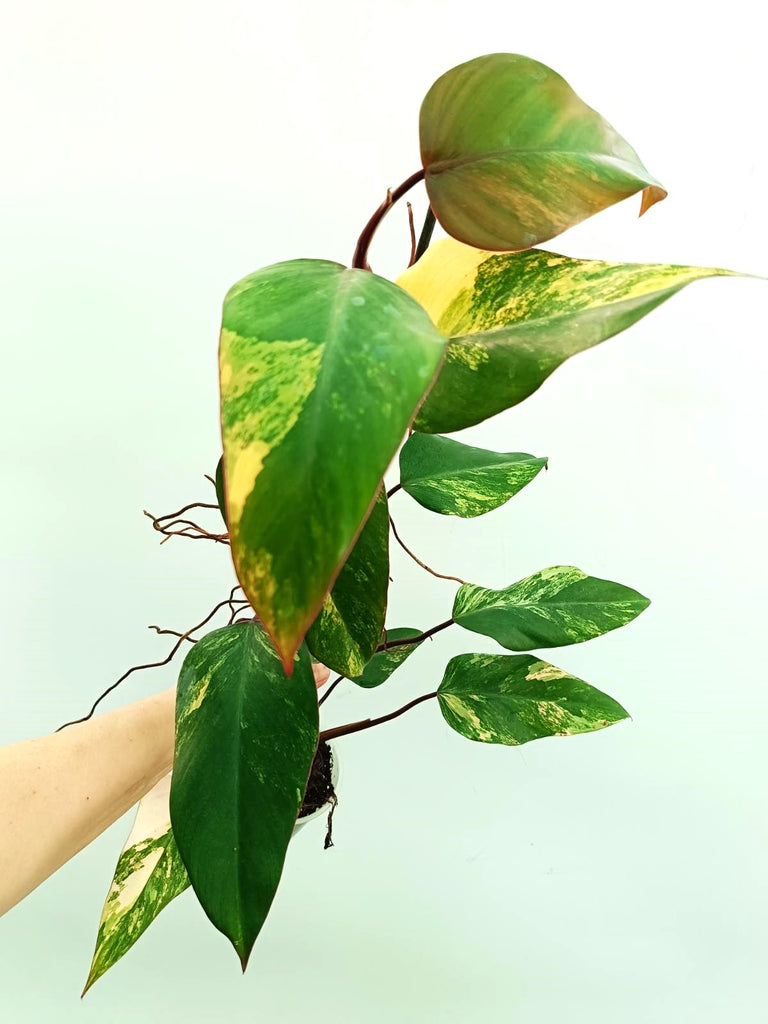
[220, 334, 323, 521]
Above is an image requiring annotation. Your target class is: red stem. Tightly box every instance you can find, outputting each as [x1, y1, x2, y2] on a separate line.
[319, 691, 438, 743]
[351, 169, 426, 270]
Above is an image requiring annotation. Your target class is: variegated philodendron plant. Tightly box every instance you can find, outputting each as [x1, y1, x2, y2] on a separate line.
[81, 52, 757, 991]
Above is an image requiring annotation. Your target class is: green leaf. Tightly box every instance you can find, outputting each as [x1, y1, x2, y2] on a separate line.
[398, 239, 742, 433]
[170, 622, 319, 969]
[420, 53, 666, 252]
[214, 455, 228, 526]
[437, 652, 628, 745]
[306, 487, 389, 676]
[453, 566, 650, 651]
[399, 433, 546, 517]
[83, 774, 190, 995]
[349, 627, 424, 688]
[220, 259, 446, 669]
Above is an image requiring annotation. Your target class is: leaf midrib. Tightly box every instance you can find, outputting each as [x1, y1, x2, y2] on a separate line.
[444, 279, 700, 342]
[426, 149, 655, 180]
[460, 593, 645, 616]
[406, 455, 542, 489]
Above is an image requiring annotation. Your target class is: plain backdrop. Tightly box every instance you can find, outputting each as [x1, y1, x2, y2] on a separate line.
[1, 2, 766, 1021]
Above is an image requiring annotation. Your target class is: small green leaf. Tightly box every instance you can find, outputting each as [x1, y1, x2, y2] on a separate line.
[214, 456, 227, 526]
[349, 627, 424, 688]
[437, 652, 628, 745]
[170, 622, 319, 969]
[420, 53, 665, 251]
[306, 487, 389, 676]
[454, 566, 650, 650]
[83, 774, 189, 995]
[398, 239, 742, 433]
[220, 258, 446, 669]
[399, 433, 546, 517]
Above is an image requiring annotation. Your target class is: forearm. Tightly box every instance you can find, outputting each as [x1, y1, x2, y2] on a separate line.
[0, 687, 176, 916]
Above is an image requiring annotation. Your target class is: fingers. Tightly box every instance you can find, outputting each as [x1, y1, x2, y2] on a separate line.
[312, 662, 330, 689]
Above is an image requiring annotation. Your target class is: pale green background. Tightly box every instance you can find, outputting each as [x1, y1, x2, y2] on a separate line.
[1, 1, 766, 1021]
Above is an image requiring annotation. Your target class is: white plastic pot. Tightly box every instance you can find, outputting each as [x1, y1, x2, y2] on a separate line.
[293, 741, 340, 835]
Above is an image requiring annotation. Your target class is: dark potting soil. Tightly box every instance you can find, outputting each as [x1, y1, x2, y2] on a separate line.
[299, 740, 335, 817]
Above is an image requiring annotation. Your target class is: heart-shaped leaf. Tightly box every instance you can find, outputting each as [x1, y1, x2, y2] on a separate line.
[400, 433, 546, 517]
[420, 53, 666, 251]
[350, 627, 424, 688]
[170, 622, 319, 969]
[453, 566, 650, 650]
[83, 774, 189, 995]
[438, 652, 628, 745]
[306, 487, 389, 676]
[220, 259, 445, 669]
[398, 238, 742, 432]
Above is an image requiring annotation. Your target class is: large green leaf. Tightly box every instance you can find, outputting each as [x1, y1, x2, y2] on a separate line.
[397, 239, 740, 433]
[220, 259, 446, 669]
[350, 627, 424, 688]
[399, 433, 546, 517]
[83, 774, 189, 995]
[306, 487, 389, 676]
[420, 53, 666, 251]
[170, 622, 319, 968]
[453, 566, 650, 650]
[438, 652, 628, 745]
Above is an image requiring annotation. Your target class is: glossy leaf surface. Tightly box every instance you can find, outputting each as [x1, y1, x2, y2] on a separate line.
[420, 53, 666, 251]
[350, 627, 424, 688]
[454, 566, 650, 650]
[398, 238, 740, 432]
[438, 652, 628, 745]
[220, 259, 446, 669]
[84, 774, 189, 994]
[306, 487, 389, 676]
[170, 623, 319, 968]
[400, 433, 546, 517]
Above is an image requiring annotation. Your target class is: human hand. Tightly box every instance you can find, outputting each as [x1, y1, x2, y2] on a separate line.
[312, 662, 330, 689]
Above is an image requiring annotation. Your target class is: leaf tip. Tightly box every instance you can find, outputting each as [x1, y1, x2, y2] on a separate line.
[639, 184, 667, 217]
[237, 942, 254, 974]
[277, 645, 299, 677]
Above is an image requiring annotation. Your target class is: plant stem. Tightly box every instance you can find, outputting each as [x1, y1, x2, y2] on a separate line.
[318, 674, 344, 707]
[318, 620, 454, 711]
[352, 168, 425, 270]
[406, 201, 417, 266]
[389, 515, 468, 585]
[319, 690, 438, 743]
[377, 618, 454, 651]
[386, 482, 402, 498]
[414, 206, 436, 262]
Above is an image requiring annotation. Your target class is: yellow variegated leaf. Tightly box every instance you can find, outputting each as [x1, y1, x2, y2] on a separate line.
[438, 653, 629, 745]
[420, 53, 666, 251]
[83, 774, 189, 994]
[220, 259, 445, 670]
[398, 237, 746, 433]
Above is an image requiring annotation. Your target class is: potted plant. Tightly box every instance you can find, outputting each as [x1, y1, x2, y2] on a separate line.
[63, 52, 756, 992]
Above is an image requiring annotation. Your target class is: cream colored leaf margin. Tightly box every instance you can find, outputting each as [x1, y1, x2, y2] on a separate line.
[83, 774, 189, 995]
